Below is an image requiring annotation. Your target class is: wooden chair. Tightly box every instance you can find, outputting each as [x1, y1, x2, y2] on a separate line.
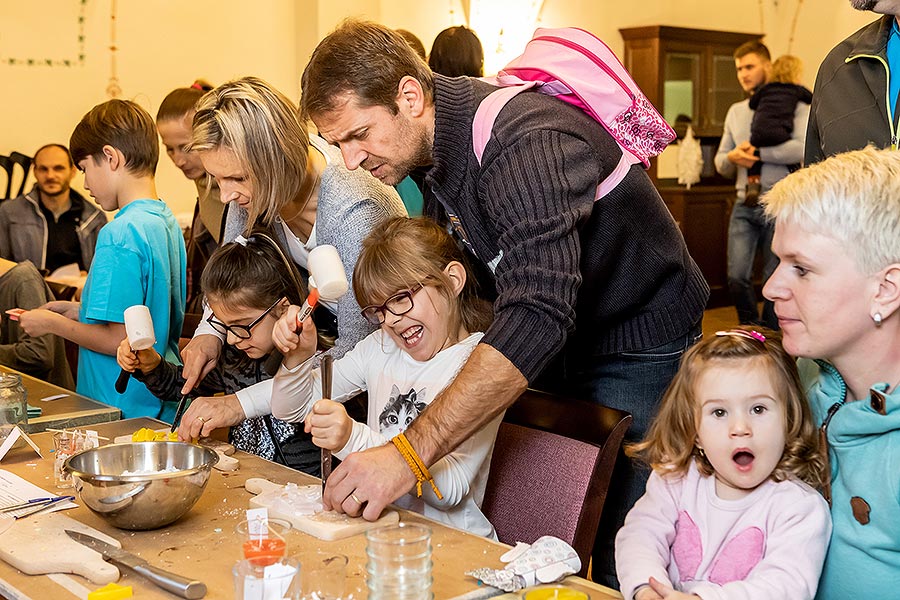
[0, 152, 31, 200]
[481, 388, 632, 578]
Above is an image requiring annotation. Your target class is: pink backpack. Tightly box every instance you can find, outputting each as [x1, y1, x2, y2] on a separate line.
[473, 27, 675, 200]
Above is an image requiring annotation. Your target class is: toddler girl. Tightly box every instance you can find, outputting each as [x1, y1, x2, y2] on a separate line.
[117, 231, 319, 473]
[271, 217, 499, 538]
[615, 328, 831, 600]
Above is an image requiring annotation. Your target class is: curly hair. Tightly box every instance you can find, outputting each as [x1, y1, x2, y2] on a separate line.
[627, 326, 826, 490]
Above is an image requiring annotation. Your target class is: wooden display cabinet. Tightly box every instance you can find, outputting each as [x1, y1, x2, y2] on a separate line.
[620, 26, 762, 307]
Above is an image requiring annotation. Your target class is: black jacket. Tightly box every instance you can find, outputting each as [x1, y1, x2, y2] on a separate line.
[806, 15, 895, 164]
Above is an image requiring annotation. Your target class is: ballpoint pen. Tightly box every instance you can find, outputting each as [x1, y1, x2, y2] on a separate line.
[0, 495, 75, 519]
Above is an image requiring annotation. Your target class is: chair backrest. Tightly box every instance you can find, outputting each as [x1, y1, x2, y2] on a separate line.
[481, 388, 632, 577]
[9, 152, 32, 199]
[0, 155, 12, 200]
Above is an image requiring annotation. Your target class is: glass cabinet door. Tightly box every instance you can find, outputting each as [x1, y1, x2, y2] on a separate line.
[663, 51, 700, 134]
[709, 52, 745, 130]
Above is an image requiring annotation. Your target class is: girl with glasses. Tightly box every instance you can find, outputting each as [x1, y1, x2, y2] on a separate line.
[271, 217, 500, 538]
[116, 231, 320, 473]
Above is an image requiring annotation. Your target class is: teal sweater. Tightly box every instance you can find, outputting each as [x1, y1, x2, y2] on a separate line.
[800, 358, 900, 598]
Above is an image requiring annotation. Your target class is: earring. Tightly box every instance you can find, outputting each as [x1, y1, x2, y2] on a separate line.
[696, 446, 706, 458]
[873, 312, 884, 327]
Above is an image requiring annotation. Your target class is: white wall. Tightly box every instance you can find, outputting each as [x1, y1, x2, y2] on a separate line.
[0, 0, 882, 216]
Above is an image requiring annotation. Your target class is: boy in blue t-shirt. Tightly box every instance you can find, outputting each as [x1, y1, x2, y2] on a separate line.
[18, 100, 186, 419]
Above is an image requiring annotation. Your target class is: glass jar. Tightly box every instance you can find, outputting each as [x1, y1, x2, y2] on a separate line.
[0, 372, 27, 429]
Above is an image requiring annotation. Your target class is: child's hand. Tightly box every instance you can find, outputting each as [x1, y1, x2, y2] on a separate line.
[647, 577, 701, 600]
[17, 308, 62, 337]
[116, 338, 162, 374]
[305, 399, 352, 451]
[41, 300, 81, 321]
[272, 304, 318, 367]
[635, 584, 664, 600]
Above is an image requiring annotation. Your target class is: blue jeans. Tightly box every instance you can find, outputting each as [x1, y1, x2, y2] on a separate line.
[534, 324, 702, 589]
[727, 201, 778, 329]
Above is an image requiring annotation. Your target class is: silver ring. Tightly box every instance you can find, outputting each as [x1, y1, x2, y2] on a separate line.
[350, 493, 362, 504]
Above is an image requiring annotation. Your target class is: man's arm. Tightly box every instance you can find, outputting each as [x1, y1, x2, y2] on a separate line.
[714, 105, 741, 177]
[322, 343, 527, 520]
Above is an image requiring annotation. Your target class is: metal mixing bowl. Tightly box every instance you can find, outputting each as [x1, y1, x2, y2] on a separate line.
[64, 442, 219, 530]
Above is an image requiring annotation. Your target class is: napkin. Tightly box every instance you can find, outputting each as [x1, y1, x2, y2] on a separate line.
[466, 536, 581, 592]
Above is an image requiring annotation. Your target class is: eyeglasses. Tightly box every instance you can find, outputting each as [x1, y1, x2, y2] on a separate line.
[360, 284, 424, 326]
[206, 297, 282, 339]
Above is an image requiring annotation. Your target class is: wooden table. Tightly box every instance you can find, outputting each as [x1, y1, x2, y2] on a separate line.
[0, 365, 121, 433]
[0, 418, 622, 599]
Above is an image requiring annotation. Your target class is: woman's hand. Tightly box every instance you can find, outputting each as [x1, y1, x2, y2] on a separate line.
[180, 334, 223, 395]
[18, 309, 64, 338]
[41, 300, 81, 321]
[177, 394, 246, 441]
[272, 304, 318, 367]
[305, 399, 352, 451]
[116, 338, 162, 374]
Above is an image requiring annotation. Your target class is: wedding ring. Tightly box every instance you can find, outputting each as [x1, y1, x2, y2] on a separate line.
[196, 416, 206, 423]
[350, 493, 362, 504]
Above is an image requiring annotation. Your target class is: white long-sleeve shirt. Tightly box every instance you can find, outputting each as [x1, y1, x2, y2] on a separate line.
[272, 331, 501, 538]
[615, 462, 831, 600]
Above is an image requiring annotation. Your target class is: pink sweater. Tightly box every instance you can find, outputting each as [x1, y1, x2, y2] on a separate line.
[615, 462, 831, 600]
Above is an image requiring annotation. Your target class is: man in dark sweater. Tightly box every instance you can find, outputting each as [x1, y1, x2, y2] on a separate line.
[300, 20, 708, 586]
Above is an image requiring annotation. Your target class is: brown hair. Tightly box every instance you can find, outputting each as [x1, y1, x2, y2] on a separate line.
[70, 100, 159, 176]
[429, 26, 484, 77]
[156, 79, 214, 123]
[190, 77, 308, 230]
[396, 29, 427, 61]
[352, 217, 492, 336]
[627, 327, 826, 490]
[202, 228, 306, 312]
[301, 19, 434, 120]
[734, 39, 771, 62]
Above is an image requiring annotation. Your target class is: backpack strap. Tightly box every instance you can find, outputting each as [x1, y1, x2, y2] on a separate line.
[472, 82, 538, 165]
[472, 81, 629, 200]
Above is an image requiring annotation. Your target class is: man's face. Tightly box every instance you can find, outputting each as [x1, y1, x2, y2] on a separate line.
[312, 92, 432, 186]
[33, 146, 74, 199]
[850, 0, 900, 14]
[735, 52, 770, 93]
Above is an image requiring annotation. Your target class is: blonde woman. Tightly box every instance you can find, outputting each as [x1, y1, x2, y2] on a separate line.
[178, 76, 406, 444]
[763, 146, 900, 599]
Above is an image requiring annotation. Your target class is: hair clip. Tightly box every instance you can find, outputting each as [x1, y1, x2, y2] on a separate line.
[715, 329, 766, 343]
[233, 235, 248, 246]
[190, 82, 203, 90]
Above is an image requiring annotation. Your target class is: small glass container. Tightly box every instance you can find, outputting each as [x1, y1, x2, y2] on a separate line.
[366, 522, 433, 600]
[0, 373, 27, 449]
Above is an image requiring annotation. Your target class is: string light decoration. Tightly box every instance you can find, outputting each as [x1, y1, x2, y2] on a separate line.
[3, 0, 88, 67]
[106, 0, 121, 98]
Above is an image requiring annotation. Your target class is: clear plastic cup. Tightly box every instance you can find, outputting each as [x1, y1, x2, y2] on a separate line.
[235, 517, 292, 567]
[233, 556, 300, 600]
[366, 522, 433, 600]
[295, 550, 347, 600]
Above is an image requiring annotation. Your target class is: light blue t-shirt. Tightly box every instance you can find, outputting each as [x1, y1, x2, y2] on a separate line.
[77, 199, 186, 420]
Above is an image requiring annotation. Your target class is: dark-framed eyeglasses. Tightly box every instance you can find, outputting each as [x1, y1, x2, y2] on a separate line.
[360, 284, 424, 326]
[206, 297, 282, 339]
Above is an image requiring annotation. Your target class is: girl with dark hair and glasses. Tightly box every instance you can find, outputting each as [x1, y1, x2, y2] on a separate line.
[116, 230, 321, 474]
[270, 217, 500, 538]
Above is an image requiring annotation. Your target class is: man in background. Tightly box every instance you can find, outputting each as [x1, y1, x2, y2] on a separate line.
[806, 0, 900, 163]
[0, 144, 106, 274]
[715, 41, 807, 330]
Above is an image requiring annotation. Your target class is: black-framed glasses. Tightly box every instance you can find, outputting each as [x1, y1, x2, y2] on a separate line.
[361, 284, 424, 326]
[206, 297, 282, 339]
